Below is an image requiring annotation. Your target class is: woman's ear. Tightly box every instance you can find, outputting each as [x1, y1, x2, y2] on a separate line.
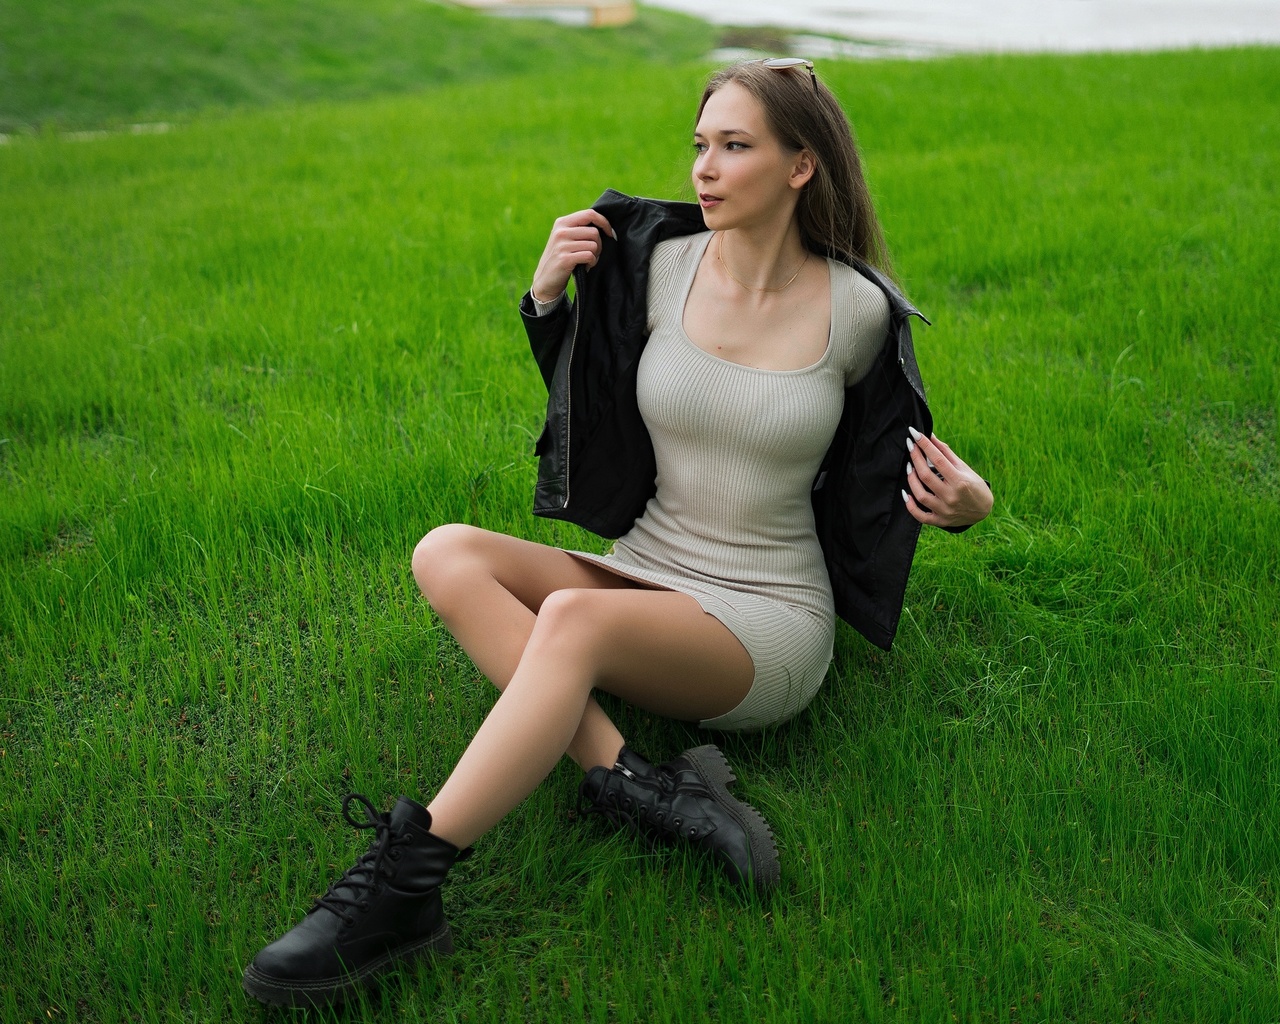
[789, 149, 817, 191]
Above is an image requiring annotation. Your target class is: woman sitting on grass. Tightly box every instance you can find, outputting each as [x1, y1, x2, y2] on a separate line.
[242, 57, 994, 1007]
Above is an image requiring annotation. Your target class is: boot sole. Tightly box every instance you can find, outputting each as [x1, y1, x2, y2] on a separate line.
[682, 745, 781, 892]
[241, 921, 454, 1007]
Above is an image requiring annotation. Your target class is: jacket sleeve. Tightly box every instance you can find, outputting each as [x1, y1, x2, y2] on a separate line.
[816, 305, 933, 651]
[520, 290, 573, 391]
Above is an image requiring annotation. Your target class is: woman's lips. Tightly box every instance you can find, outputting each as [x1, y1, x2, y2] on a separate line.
[699, 194, 723, 208]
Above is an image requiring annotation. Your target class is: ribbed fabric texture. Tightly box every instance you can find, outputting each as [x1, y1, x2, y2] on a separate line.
[570, 231, 889, 730]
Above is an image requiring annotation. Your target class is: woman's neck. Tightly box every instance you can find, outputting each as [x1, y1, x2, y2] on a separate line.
[714, 219, 810, 294]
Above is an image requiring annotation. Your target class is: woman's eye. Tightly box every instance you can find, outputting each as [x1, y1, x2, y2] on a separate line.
[692, 141, 748, 154]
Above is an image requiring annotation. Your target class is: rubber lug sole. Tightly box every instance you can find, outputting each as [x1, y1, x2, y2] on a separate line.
[241, 922, 454, 1007]
[682, 744, 780, 891]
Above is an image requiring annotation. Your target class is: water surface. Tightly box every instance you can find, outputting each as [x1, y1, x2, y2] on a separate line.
[643, 0, 1280, 54]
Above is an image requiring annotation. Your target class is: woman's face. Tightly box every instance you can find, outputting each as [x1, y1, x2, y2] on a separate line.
[692, 81, 812, 232]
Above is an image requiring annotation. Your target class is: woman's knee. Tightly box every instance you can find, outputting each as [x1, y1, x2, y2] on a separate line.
[411, 523, 482, 603]
[529, 588, 617, 664]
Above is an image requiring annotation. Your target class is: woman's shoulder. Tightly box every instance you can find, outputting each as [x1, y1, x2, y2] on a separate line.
[829, 259, 890, 314]
[647, 231, 712, 325]
[827, 259, 891, 385]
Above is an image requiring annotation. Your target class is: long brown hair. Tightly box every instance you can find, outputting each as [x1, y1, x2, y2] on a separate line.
[696, 61, 893, 276]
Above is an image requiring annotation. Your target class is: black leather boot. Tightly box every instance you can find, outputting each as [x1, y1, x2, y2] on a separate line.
[578, 744, 780, 891]
[242, 793, 470, 1007]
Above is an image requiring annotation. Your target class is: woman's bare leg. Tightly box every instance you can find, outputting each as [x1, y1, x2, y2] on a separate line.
[422, 585, 754, 850]
[412, 524, 644, 770]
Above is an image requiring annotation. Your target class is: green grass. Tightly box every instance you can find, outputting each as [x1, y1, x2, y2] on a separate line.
[1, 7, 1279, 1020]
[0, 0, 716, 132]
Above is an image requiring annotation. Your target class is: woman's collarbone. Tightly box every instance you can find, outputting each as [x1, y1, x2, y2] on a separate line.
[684, 282, 830, 370]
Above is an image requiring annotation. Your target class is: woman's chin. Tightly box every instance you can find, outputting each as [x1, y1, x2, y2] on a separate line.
[699, 206, 728, 231]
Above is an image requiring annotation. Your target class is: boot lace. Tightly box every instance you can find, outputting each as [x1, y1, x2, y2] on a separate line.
[578, 765, 702, 843]
[577, 776, 635, 831]
[312, 793, 412, 927]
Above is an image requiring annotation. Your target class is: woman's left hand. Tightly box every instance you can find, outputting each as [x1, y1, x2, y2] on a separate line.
[901, 427, 993, 529]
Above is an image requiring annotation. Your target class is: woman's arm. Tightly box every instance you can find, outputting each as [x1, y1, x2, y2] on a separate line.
[901, 426, 993, 530]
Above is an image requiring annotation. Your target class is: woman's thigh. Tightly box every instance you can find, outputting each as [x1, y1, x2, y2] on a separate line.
[412, 523, 642, 613]
[528, 587, 755, 723]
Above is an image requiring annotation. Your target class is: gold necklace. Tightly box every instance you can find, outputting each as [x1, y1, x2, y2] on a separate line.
[716, 232, 807, 293]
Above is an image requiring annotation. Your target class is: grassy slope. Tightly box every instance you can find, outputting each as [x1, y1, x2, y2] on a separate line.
[1, 11, 1278, 1023]
[0, 0, 716, 131]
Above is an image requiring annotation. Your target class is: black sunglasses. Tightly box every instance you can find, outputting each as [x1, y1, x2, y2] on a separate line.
[753, 57, 818, 96]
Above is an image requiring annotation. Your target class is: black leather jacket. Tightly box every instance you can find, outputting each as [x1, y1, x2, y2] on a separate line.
[520, 189, 935, 650]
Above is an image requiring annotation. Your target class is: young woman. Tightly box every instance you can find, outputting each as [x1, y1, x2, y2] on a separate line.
[242, 58, 994, 1007]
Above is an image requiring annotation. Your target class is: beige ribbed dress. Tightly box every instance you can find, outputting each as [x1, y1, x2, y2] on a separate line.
[569, 231, 890, 730]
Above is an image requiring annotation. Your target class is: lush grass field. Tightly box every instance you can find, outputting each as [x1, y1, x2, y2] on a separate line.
[2, 3, 1278, 1019]
[0, 0, 716, 132]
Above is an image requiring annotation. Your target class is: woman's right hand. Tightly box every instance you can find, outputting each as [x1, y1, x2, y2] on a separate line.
[530, 209, 616, 304]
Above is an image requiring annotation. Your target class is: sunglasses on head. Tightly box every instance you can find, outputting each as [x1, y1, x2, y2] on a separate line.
[752, 57, 818, 96]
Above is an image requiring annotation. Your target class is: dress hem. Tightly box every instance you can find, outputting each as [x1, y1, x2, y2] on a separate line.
[565, 551, 827, 732]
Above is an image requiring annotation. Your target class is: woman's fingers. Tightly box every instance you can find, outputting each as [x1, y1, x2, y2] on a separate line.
[905, 461, 940, 507]
[575, 208, 615, 239]
[901, 428, 993, 528]
[906, 443, 941, 485]
[901, 488, 938, 525]
[552, 211, 616, 255]
[907, 425, 952, 478]
[558, 226, 607, 260]
[903, 469, 963, 527]
[531, 209, 616, 302]
[928, 433, 959, 463]
[901, 426, 994, 528]
[560, 225, 607, 242]
[555, 208, 615, 235]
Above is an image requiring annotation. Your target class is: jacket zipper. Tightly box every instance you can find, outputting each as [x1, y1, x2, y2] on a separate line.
[562, 268, 583, 509]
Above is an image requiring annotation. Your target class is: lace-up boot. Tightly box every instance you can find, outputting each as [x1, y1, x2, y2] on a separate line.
[579, 744, 780, 891]
[242, 793, 470, 1007]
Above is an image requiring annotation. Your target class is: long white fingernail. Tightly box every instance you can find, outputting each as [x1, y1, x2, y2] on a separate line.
[926, 457, 936, 470]
[907, 425, 923, 440]
[906, 462, 914, 475]
[901, 489, 911, 503]
[906, 437, 915, 453]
